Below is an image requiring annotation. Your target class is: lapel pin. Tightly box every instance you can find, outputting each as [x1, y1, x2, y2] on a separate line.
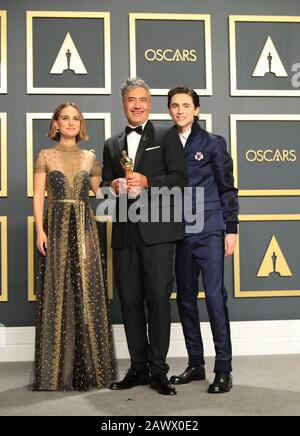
[195, 151, 204, 161]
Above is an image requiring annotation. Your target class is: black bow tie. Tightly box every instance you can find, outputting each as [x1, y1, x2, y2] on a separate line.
[126, 125, 143, 135]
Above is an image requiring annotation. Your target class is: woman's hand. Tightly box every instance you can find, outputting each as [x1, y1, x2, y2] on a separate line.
[36, 231, 48, 256]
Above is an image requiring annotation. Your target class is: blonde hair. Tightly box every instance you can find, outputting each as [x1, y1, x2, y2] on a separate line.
[48, 102, 88, 142]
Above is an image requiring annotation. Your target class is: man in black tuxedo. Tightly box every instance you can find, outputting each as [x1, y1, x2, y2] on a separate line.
[101, 77, 186, 395]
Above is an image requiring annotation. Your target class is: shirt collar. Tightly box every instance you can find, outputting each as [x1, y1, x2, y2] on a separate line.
[179, 128, 191, 141]
[127, 121, 148, 130]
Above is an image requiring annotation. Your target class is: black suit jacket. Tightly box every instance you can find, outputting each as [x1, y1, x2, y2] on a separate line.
[101, 121, 187, 248]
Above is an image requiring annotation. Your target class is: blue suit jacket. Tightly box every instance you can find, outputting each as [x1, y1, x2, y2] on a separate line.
[179, 122, 239, 235]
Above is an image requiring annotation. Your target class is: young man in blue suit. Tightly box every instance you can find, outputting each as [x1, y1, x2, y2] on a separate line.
[167, 86, 239, 393]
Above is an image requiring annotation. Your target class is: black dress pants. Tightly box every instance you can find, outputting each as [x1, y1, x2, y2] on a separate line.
[114, 223, 174, 377]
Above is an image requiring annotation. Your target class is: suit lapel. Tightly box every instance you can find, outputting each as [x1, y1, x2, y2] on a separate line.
[133, 121, 153, 171]
[184, 121, 203, 152]
[115, 131, 127, 175]
[117, 131, 127, 155]
[168, 125, 183, 151]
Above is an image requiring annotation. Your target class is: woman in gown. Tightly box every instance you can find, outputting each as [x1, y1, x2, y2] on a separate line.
[32, 102, 115, 391]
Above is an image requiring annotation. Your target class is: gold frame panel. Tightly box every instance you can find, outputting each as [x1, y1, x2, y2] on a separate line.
[28, 216, 113, 301]
[0, 11, 7, 93]
[0, 113, 7, 197]
[129, 13, 212, 96]
[229, 15, 300, 96]
[230, 114, 300, 196]
[0, 216, 8, 302]
[26, 11, 111, 94]
[26, 112, 111, 197]
[149, 113, 212, 133]
[234, 214, 300, 298]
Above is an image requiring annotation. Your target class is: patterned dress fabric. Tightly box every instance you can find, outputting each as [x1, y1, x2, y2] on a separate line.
[33, 144, 115, 391]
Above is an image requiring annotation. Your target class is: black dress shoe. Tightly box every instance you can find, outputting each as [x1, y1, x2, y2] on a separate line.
[207, 372, 232, 394]
[150, 377, 177, 396]
[109, 369, 150, 390]
[170, 366, 206, 385]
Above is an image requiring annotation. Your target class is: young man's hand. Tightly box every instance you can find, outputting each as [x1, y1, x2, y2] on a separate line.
[224, 234, 237, 256]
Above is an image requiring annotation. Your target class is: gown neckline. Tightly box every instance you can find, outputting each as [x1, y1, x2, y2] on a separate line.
[55, 143, 80, 152]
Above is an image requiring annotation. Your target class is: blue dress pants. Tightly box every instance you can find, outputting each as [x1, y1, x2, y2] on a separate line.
[175, 231, 232, 373]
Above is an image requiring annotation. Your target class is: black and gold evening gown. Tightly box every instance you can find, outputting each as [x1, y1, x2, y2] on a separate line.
[33, 144, 115, 391]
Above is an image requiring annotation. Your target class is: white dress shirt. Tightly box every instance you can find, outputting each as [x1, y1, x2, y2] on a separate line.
[127, 121, 147, 167]
[179, 128, 191, 147]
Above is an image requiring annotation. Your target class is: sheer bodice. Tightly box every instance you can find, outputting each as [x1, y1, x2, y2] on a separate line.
[34, 145, 100, 201]
[33, 145, 115, 391]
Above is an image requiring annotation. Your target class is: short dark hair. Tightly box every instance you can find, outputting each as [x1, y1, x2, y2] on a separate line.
[167, 86, 200, 109]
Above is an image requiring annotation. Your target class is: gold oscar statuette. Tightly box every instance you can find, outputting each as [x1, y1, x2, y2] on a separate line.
[120, 150, 139, 198]
[120, 150, 133, 177]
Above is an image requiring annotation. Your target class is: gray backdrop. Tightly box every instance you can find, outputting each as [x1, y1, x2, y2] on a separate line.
[0, 0, 300, 327]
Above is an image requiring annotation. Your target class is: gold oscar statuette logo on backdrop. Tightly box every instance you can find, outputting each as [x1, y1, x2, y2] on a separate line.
[252, 36, 288, 78]
[50, 32, 88, 75]
[257, 235, 292, 278]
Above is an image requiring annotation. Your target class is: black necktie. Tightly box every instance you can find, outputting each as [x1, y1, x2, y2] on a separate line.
[126, 125, 143, 135]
